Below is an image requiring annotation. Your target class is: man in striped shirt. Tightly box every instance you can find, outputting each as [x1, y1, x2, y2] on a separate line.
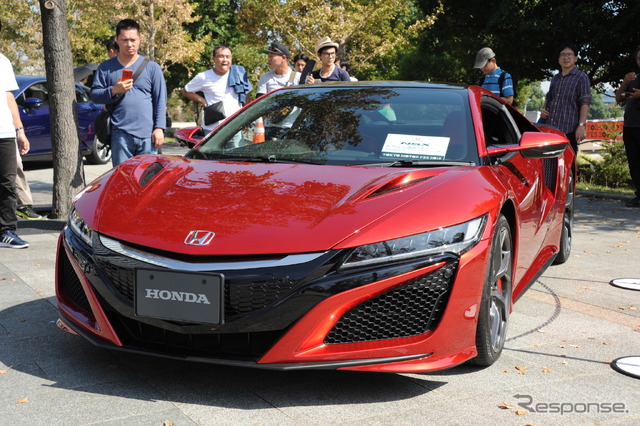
[540, 43, 591, 153]
[474, 47, 514, 105]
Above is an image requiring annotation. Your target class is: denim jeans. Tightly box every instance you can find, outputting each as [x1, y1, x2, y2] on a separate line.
[0, 138, 18, 232]
[111, 127, 157, 167]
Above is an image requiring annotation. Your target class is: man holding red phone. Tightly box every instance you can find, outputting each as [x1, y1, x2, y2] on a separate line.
[91, 19, 167, 166]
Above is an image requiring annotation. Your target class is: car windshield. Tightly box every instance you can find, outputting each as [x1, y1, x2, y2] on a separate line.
[186, 85, 477, 166]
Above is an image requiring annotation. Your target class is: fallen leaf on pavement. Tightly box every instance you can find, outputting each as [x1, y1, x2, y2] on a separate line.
[163, 421, 174, 426]
[542, 368, 552, 373]
[17, 398, 28, 404]
[499, 402, 517, 410]
[602, 341, 611, 345]
[516, 410, 528, 416]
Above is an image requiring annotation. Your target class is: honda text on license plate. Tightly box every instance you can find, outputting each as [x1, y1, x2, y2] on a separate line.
[135, 269, 224, 324]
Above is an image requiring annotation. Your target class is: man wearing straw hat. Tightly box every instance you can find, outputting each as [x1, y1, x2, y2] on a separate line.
[306, 37, 351, 84]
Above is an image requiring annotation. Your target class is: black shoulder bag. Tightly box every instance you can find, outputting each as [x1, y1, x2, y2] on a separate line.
[93, 58, 150, 146]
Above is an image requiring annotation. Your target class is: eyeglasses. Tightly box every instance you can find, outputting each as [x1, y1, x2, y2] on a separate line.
[559, 53, 575, 58]
[321, 52, 336, 57]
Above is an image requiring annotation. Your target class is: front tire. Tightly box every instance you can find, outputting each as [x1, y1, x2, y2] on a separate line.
[469, 214, 513, 366]
[85, 136, 111, 165]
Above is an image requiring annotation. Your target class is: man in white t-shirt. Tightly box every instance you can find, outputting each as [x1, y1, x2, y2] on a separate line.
[256, 43, 299, 97]
[0, 49, 30, 249]
[182, 45, 251, 134]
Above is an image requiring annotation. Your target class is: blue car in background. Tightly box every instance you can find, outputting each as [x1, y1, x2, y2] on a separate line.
[14, 75, 111, 164]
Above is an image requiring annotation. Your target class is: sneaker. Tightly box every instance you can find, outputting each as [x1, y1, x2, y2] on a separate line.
[625, 197, 640, 207]
[0, 230, 29, 249]
[16, 205, 44, 220]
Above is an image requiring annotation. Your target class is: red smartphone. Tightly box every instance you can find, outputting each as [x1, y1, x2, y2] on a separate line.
[122, 69, 133, 81]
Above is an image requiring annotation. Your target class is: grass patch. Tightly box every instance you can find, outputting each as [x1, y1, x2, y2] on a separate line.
[576, 181, 634, 195]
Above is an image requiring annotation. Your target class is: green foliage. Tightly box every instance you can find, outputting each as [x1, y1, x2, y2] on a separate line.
[0, 0, 43, 73]
[406, 0, 640, 87]
[579, 141, 632, 189]
[238, 0, 435, 78]
[517, 80, 546, 112]
[588, 89, 623, 120]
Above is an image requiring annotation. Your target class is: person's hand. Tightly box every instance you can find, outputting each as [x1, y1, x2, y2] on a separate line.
[152, 128, 164, 149]
[576, 125, 586, 143]
[628, 88, 640, 99]
[306, 74, 315, 84]
[17, 129, 30, 155]
[539, 108, 549, 119]
[112, 77, 133, 96]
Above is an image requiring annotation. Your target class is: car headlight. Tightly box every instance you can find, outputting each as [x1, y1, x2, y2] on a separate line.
[340, 215, 487, 270]
[69, 207, 93, 247]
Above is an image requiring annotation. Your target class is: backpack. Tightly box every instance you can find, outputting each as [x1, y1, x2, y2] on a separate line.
[478, 70, 518, 107]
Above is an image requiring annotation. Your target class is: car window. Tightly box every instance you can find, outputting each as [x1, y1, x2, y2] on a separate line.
[189, 86, 478, 166]
[16, 82, 49, 107]
[480, 96, 519, 147]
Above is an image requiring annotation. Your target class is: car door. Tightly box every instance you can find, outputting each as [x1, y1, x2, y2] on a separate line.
[75, 82, 103, 150]
[480, 96, 554, 291]
[15, 81, 52, 156]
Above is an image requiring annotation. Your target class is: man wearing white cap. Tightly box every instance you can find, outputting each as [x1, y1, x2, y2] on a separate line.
[307, 37, 351, 84]
[473, 47, 514, 105]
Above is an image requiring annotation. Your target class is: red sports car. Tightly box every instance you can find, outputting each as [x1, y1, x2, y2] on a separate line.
[55, 82, 574, 373]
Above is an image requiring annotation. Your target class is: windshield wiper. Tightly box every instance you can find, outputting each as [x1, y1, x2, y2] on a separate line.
[210, 154, 323, 165]
[361, 160, 476, 167]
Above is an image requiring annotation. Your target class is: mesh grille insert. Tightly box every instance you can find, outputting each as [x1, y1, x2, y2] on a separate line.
[59, 252, 92, 314]
[325, 261, 457, 344]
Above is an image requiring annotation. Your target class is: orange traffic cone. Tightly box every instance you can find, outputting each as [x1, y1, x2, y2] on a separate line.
[253, 117, 265, 144]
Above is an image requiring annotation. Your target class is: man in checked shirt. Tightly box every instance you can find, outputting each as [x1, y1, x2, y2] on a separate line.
[540, 42, 591, 154]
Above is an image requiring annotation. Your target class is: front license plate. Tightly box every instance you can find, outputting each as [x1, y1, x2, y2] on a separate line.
[135, 269, 224, 325]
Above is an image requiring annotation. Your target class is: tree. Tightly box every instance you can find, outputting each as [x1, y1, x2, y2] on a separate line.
[517, 81, 546, 113]
[0, 0, 43, 73]
[165, 0, 244, 92]
[39, 0, 85, 219]
[588, 89, 622, 120]
[237, 0, 437, 80]
[403, 0, 640, 88]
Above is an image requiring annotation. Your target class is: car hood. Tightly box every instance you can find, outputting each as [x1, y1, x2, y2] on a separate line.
[78, 155, 474, 255]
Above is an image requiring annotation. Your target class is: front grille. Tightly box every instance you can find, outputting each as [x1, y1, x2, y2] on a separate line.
[59, 252, 92, 314]
[325, 261, 458, 344]
[103, 304, 285, 360]
[92, 236, 299, 319]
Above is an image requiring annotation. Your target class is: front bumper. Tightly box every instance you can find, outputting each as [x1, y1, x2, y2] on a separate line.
[56, 225, 489, 372]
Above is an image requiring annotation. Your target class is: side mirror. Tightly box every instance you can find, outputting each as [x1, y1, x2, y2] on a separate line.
[519, 131, 569, 159]
[485, 131, 569, 159]
[24, 97, 44, 108]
